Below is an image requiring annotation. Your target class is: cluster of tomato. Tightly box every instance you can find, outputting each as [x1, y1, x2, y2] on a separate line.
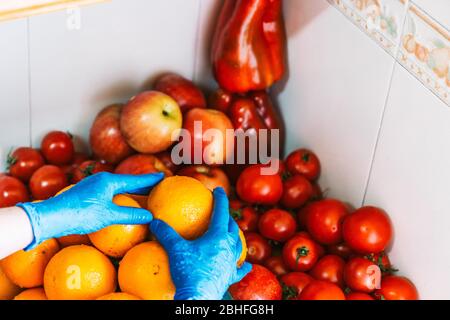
[0, 131, 115, 206]
[228, 149, 419, 300]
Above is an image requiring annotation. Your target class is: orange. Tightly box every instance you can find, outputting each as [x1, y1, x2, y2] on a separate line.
[147, 176, 213, 240]
[14, 288, 47, 300]
[118, 241, 174, 300]
[127, 194, 149, 209]
[238, 230, 247, 267]
[0, 265, 21, 300]
[0, 239, 60, 288]
[43, 245, 116, 300]
[89, 195, 149, 258]
[58, 235, 91, 248]
[97, 292, 141, 300]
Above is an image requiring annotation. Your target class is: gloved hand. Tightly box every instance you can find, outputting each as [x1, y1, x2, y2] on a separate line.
[17, 172, 164, 249]
[150, 187, 252, 300]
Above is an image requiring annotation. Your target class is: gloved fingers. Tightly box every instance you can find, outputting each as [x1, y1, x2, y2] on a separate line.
[228, 216, 240, 242]
[113, 172, 165, 195]
[150, 219, 183, 249]
[110, 204, 153, 225]
[209, 188, 230, 233]
[234, 262, 252, 283]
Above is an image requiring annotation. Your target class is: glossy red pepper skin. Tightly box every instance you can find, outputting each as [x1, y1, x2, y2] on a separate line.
[212, 0, 287, 93]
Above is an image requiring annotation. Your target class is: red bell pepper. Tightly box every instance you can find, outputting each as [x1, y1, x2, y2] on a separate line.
[212, 0, 287, 93]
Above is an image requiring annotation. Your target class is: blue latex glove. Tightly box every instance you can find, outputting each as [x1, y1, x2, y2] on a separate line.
[150, 187, 252, 300]
[17, 172, 164, 249]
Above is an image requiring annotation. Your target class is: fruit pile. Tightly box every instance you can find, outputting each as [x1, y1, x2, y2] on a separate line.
[229, 150, 419, 300]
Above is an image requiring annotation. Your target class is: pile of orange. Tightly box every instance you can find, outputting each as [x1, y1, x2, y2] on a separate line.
[0, 176, 247, 300]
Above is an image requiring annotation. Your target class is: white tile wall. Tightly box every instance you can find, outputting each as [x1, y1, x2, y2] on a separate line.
[365, 65, 450, 300]
[276, 0, 397, 206]
[0, 19, 30, 168]
[27, 0, 200, 150]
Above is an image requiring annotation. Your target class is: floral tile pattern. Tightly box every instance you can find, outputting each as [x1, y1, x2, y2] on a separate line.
[328, 0, 449, 106]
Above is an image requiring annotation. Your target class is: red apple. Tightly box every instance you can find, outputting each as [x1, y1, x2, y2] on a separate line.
[115, 154, 173, 177]
[178, 165, 231, 195]
[90, 104, 134, 164]
[154, 73, 206, 113]
[120, 91, 182, 154]
[155, 150, 181, 174]
[182, 108, 234, 166]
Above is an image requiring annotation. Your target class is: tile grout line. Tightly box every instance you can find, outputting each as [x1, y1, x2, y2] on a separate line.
[26, 17, 33, 148]
[361, 0, 411, 206]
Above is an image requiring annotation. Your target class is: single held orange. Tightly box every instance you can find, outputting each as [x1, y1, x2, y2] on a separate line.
[0, 265, 21, 300]
[0, 239, 60, 288]
[97, 292, 142, 300]
[43, 245, 116, 300]
[118, 241, 175, 300]
[14, 288, 47, 300]
[147, 176, 213, 240]
[89, 194, 148, 258]
[237, 230, 247, 267]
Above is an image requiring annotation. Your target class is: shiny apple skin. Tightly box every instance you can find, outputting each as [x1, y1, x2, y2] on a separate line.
[121, 91, 182, 154]
[177, 165, 231, 195]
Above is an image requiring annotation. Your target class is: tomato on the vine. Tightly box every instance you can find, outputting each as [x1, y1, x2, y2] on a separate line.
[29, 165, 68, 200]
[342, 206, 393, 254]
[281, 175, 313, 209]
[236, 164, 283, 205]
[285, 149, 321, 181]
[310, 255, 346, 288]
[282, 234, 319, 272]
[303, 199, 350, 245]
[229, 200, 258, 233]
[7, 147, 45, 182]
[71, 160, 114, 183]
[374, 276, 418, 300]
[258, 209, 297, 242]
[280, 272, 313, 300]
[264, 256, 290, 277]
[299, 280, 345, 300]
[41, 131, 75, 165]
[0, 175, 30, 208]
[245, 232, 272, 264]
[344, 257, 380, 293]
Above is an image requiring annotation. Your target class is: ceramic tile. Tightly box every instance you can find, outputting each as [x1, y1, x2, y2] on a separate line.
[0, 19, 30, 170]
[365, 65, 450, 299]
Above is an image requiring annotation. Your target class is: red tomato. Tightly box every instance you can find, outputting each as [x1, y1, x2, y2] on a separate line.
[302, 199, 350, 245]
[299, 280, 345, 300]
[310, 255, 346, 288]
[366, 252, 396, 274]
[245, 232, 272, 264]
[0, 175, 30, 208]
[29, 165, 68, 200]
[229, 264, 282, 300]
[264, 256, 290, 277]
[374, 276, 419, 300]
[41, 131, 74, 165]
[236, 164, 283, 205]
[72, 160, 114, 184]
[230, 200, 259, 233]
[344, 257, 380, 293]
[282, 234, 319, 272]
[7, 147, 45, 182]
[258, 209, 297, 242]
[342, 206, 393, 254]
[285, 149, 321, 181]
[281, 175, 313, 209]
[346, 292, 375, 300]
[327, 243, 353, 260]
[280, 272, 313, 300]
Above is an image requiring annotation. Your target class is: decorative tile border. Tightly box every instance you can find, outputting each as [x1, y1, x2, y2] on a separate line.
[328, 0, 450, 106]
